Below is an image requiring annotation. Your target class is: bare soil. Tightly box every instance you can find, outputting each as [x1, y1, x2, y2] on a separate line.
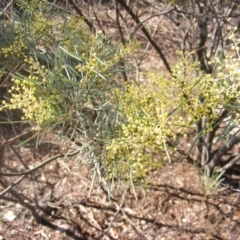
[1, 128, 240, 240]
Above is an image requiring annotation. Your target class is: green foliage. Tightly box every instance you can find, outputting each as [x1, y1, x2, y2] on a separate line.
[1, 0, 240, 188]
[0, 0, 136, 129]
[0, 0, 137, 181]
[105, 49, 240, 182]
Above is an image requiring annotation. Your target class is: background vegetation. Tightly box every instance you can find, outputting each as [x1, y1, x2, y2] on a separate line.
[1, 0, 240, 239]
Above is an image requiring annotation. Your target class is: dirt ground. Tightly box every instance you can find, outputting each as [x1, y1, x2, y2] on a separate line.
[0, 128, 240, 240]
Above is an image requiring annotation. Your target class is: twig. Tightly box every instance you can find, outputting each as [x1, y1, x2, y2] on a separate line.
[96, 191, 126, 239]
[92, 3, 106, 35]
[119, 205, 151, 240]
[116, 0, 171, 73]
[114, 0, 128, 82]
[130, 8, 175, 38]
[218, 153, 240, 172]
[221, 182, 240, 193]
[0, 129, 32, 169]
[0, 178, 86, 240]
[233, 179, 240, 205]
[136, 10, 164, 68]
[67, 0, 95, 33]
[208, 133, 240, 172]
[0, 128, 31, 148]
[0, 0, 13, 16]
[0, 150, 80, 176]
[0, 175, 25, 196]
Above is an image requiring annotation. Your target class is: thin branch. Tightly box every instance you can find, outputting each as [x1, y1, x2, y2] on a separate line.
[218, 153, 240, 172]
[0, 0, 13, 16]
[208, 134, 240, 172]
[120, 205, 151, 240]
[130, 8, 175, 38]
[0, 128, 31, 148]
[115, 0, 125, 44]
[116, 0, 171, 73]
[92, 3, 106, 35]
[0, 150, 80, 177]
[197, 109, 229, 167]
[0, 129, 31, 169]
[175, 7, 238, 19]
[67, 0, 96, 33]
[0, 175, 26, 197]
[0, 178, 86, 240]
[0, 195, 18, 203]
[166, 140, 195, 165]
[221, 182, 240, 193]
[96, 191, 126, 239]
[196, 3, 211, 73]
[114, 0, 128, 82]
[136, 9, 164, 67]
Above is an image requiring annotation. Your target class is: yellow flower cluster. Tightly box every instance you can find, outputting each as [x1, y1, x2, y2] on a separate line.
[2, 0, 54, 61]
[74, 41, 135, 87]
[2, 28, 27, 59]
[105, 52, 240, 182]
[105, 75, 180, 181]
[171, 55, 218, 128]
[0, 78, 56, 126]
[24, 56, 48, 79]
[0, 6, 136, 131]
[30, 12, 54, 38]
[19, 0, 48, 14]
[63, 17, 138, 88]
